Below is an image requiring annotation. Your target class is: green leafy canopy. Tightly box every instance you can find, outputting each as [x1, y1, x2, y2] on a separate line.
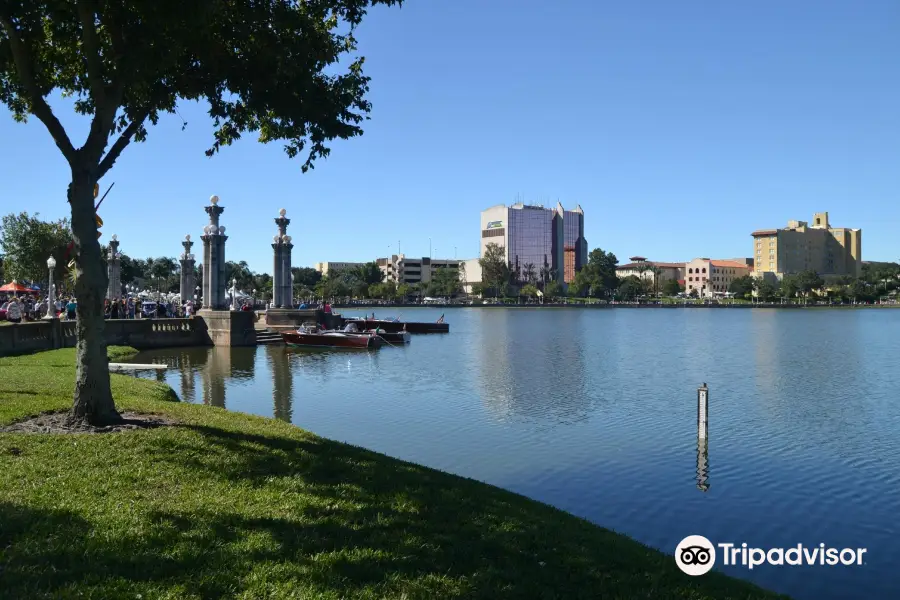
[0, 0, 402, 176]
[0, 211, 71, 283]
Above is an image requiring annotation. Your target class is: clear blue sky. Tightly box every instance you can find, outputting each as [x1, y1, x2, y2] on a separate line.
[2, 0, 897, 273]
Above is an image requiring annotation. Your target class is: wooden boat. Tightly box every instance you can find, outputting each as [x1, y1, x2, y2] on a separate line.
[346, 316, 449, 334]
[365, 328, 411, 344]
[281, 326, 382, 349]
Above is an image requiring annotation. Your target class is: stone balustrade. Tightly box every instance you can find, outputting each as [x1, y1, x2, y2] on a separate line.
[0, 318, 211, 357]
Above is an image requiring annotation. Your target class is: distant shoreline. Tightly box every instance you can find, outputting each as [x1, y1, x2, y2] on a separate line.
[333, 302, 899, 310]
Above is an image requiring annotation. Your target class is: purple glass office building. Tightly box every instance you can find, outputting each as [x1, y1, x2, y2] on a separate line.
[480, 202, 586, 285]
[563, 207, 588, 283]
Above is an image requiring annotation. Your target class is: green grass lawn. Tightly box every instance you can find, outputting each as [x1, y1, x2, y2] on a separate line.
[0, 348, 787, 599]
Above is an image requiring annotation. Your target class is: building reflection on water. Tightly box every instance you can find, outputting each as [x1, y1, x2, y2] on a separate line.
[268, 345, 293, 423]
[199, 346, 256, 409]
[475, 309, 589, 425]
[178, 352, 196, 403]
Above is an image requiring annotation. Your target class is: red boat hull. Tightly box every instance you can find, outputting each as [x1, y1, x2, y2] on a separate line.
[281, 331, 381, 349]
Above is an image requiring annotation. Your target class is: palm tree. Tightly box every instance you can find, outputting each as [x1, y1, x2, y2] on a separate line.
[150, 257, 177, 295]
[508, 260, 521, 287]
[523, 262, 537, 285]
[458, 262, 468, 299]
[647, 264, 662, 297]
[635, 260, 651, 282]
[539, 263, 550, 289]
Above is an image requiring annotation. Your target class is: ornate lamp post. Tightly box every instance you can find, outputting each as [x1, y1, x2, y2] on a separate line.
[45, 256, 57, 319]
[231, 278, 238, 311]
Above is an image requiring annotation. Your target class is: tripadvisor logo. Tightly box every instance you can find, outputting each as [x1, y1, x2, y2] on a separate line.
[675, 535, 868, 575]
[675, 535, 716, 576]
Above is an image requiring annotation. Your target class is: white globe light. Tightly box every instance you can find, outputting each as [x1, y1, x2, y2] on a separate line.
[279, 208, 287, 217]
[210, 195, 219, 205]
[273, 235, 281, 243]
[218, 226, 226, 235]
[47, 256, 56, 268]
[185, 234, 191, 242]
[283, 235, 292, 244]
[111, 234, 118, 242]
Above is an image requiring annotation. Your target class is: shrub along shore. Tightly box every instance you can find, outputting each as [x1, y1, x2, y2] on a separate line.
[0, 347, 787, 599]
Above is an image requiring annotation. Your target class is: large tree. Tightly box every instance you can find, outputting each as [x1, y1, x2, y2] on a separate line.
[543, 280, 561, 300]
[780, 275, 800, 302]
[754, 279, 778, 302]
[291, 266, 322, 288]
[224, 260, 253, 291]
[662, 277, 683, 297]
[427, 266, 460, 297]
[478, 243, 509, 297]
[572, 248, 619, 298]
[728, 275, 755, 299]
[0, 0, 401, 425]
[795, 269, 824, 304]
[354, 261, 384, 286]
[150, 256, 178, 293]
[616, 275, 644, 300]
[0, 212, 72, 284]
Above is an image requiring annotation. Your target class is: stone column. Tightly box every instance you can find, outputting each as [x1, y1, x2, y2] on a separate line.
[217, 233, 227, 309]
[200, 195, 227, 310]
[272, 238, 283, 308]
[179, 235, 196, 305]
[282, 238, 293, 308]
[106, 234, 121, 300]
[201, 228, 212, 309]
[273, 209, 291, 308]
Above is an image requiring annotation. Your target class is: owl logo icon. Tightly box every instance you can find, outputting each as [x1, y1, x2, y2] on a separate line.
[675, 535, 716, 576]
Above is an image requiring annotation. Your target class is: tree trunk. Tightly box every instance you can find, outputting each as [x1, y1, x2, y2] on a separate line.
[67, 170, 120, 426]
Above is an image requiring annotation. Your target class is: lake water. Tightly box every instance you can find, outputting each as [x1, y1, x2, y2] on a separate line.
[133, 307, 900, 599]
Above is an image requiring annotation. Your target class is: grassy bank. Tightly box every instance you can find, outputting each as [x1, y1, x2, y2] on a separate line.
[1, 348, 786, 599]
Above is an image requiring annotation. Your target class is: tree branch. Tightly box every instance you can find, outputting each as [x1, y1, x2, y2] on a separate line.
[97, 113, 148, 178]
[76, 0, 105, 107]
[0, 14, 77, 163]
[77, 0, 117, 160]
[103, 13, 129, 132]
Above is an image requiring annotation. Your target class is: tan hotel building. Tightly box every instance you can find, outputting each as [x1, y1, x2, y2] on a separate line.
[684, 258, 752, 297]
[616, 257, 685, 285]
[751, 211, 861, 279]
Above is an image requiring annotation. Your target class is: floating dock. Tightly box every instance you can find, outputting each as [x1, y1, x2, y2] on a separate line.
[109, 363, 168, 372]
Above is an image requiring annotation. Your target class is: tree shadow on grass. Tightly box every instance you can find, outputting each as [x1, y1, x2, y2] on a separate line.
[0, 423, 786, 599]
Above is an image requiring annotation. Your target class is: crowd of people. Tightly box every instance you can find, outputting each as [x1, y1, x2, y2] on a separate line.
[0, 294, 79, 323]
[2, 290, 278, 324]
[1, 294, 222, 323]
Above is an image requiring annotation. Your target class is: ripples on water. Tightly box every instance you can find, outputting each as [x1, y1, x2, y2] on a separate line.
[133, 307, 900, 600]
